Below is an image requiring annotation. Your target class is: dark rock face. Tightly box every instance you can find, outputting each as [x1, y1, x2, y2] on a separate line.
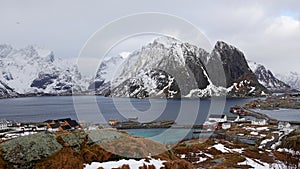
[209, 41, 269, 96]
[88, 80, 105, 90]
[183, 46, 210, 89]
[212, 41, 253, 87]
[31, 73, 59, 89]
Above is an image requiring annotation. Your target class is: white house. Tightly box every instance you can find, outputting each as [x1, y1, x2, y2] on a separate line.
[208, 114, 227, 123]
[251, 119, 267, 126]
[222, 123, 231, 130]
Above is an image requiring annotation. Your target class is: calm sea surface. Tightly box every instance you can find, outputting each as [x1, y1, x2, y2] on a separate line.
[0, 96, 299, 143]
[0, 96, 252, 123]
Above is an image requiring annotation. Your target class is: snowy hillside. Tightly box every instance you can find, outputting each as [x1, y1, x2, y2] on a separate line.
[0, 79, 17, 98]
[0, 44, 88, 96]
[276, 72, 300, 90]
[248, 61, 291, 92]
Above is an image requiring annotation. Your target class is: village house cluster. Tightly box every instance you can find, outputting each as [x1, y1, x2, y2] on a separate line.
[44, 118, 79, 132]
[0, 118, 80, 141]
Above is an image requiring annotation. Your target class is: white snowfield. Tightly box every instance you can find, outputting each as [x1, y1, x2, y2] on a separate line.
[210, 143, 244, 153]
[238, 157, 287, 169]
[84, 158, 166, 169]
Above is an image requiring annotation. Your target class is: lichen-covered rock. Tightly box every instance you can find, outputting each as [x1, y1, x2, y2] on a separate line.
[86, 129, 126, 145]
[59, 132, 88, 151]
[0, 133, 62, 168]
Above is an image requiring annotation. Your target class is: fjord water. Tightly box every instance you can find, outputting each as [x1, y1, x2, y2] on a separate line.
[1, 96, 299, 144]
[0, 96, 253, 123]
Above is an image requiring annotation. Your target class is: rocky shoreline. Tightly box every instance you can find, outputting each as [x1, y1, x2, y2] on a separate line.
[244, 93, 300, 110]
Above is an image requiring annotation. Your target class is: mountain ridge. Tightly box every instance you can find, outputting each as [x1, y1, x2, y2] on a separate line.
[0, 38, 289, 98]
[248, 61, 292, 92]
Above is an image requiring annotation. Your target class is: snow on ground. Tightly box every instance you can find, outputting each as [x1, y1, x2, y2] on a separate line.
[256, 127, 269, 131]
[210, 143, 244, 153]
[238, 158, 268, 169]
[84, 158, 166, 169]
[250, 131, 259, 135]
[277, 148, 300, 155]
[243, 126, 269, 132]
[261, 136, 274, 145]
[238, 157, 289, 169]
[259, 136, 275, 149]
[204, 153, 213, 158]
[196, 157, 208, 163]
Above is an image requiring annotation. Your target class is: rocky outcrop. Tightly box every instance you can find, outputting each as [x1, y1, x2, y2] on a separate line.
[0, 133, 62, 169]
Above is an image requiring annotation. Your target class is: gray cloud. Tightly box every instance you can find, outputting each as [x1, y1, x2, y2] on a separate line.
[0, 0, 300, 74]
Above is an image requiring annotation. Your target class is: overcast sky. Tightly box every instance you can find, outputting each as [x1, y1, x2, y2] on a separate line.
[1, 0, 300, 74]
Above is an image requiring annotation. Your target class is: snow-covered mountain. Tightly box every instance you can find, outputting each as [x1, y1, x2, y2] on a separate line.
[248, 61, 291, 92]
[276, 72, 300, 90]
[94, 37, 269, 98]
[0, 79, 17, 98]
[209, 41, 269, 97]
[0, 44, 88, 97]
[0, 38, 271, 99]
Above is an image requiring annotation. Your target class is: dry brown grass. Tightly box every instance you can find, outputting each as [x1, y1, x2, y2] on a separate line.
[99, 135, 167, 158]
[0, 150, 8, 169]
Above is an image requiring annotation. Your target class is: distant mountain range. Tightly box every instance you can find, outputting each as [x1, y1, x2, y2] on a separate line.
[0, 44, 88, 97]
[247, 61, 293, 92]
[275, 72, 300, 91]
[0, 38, 297, 98]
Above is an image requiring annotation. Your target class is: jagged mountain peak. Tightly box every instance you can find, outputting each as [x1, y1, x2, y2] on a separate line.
[248, 60, 291, 92]
[215, 41, 235, 50]
[152, 36, 182, 47]
[213, 41, 245, 57]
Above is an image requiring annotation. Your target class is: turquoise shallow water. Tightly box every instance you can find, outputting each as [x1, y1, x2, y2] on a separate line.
[125, 128, 190, 144]
[125, 128, 214, 144]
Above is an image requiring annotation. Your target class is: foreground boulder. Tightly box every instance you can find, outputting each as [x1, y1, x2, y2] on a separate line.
[0, 133, 62, 168]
